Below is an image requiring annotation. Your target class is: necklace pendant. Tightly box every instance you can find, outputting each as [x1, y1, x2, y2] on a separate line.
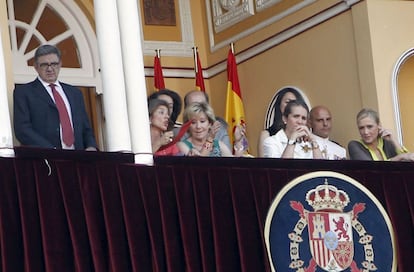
[302, 144, 311, 153]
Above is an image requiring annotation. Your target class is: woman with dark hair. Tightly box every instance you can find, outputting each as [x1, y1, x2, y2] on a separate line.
[148, 98, 180, 156]
[257, 87, 305, 156]
[148, 88, 182, 130]
[263, 100, 322, 159]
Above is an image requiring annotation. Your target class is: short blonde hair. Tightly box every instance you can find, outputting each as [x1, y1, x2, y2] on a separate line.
[183, 102, 216, 124]
[356, 108, 380, 125]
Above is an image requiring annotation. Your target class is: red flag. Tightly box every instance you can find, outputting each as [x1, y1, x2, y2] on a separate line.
[225, 48, 249, 153]
[195, 51, 206, 92]
[154, 52, 165, 90]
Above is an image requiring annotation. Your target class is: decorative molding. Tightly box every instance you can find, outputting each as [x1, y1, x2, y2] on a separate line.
[141, 0, 194, 57]
[209, 0, 255, 33]
[391, 48, 414, 145]
[207, 0, 317, 52]
[145, 0, 362, 78]
[255, 0, 282, 12]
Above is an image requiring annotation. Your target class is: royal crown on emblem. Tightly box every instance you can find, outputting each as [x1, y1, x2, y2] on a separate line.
[305, 179, 350, 212]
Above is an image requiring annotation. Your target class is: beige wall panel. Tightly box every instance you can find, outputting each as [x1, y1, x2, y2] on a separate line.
[188, 1, 211, 59]
[140, 0, 182, 41]
[352, 1, 378, 111]
[364, 0, 414, 138]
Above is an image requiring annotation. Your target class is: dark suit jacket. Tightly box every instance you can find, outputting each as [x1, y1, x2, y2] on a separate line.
[13, 78, 97, 150]
[348, 139, 397, 160]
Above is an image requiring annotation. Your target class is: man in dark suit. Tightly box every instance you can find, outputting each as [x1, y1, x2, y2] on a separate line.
[13, 44, 97, 150]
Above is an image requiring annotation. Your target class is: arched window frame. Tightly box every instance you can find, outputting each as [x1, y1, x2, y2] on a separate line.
[391, 47, 414, 145]
[7, 0, 102, 93]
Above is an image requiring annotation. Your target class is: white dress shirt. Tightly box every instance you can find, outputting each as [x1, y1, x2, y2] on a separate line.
[263, 129, 314, 159]
[39, 77, 74, 149]
[312, 134, 346, 160]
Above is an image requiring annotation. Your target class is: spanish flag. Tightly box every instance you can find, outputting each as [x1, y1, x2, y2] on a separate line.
[195, 51, 206, 92]
[225, 48, 247, 149]
[154, 50, 165, 90]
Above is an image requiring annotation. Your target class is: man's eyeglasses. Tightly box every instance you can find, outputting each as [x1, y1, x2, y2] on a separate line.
[38, 62, 60, 69]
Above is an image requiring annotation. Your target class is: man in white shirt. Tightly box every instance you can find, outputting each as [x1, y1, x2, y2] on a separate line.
[309, 106, 346, 160]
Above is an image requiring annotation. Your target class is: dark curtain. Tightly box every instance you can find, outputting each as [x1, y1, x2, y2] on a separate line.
[0, 153, 413, 271]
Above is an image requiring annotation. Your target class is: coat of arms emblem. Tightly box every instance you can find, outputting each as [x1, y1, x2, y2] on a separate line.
[264, 172, 396, 272]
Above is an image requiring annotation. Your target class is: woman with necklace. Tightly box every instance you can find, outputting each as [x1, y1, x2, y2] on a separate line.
[177, 102, 237, 157]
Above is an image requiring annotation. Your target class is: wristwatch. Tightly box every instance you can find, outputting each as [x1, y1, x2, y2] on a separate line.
[288, 139, 296, 145]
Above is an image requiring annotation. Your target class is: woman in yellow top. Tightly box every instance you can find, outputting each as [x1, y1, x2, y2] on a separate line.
[348, 108, 414, 161]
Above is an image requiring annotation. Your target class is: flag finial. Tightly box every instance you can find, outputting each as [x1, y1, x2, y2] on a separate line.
[230, 43, 235, 54]
[154, 50, 165, 90]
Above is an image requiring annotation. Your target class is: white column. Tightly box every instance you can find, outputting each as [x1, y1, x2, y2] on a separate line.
[116, 0, 153, 165]
[93, 0, 132, 151]
[0, 29, 14, 157]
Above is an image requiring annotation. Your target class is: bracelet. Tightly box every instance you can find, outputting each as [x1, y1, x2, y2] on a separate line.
[288, 139, 296, 145]
[400, 146, 408, 153]
[234, 142, 244, 152]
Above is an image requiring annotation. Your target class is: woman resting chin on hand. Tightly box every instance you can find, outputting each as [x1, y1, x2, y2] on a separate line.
[263, 100, 323, 159]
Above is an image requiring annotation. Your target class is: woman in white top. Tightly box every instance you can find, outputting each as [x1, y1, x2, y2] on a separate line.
[263, 100, 323, 159]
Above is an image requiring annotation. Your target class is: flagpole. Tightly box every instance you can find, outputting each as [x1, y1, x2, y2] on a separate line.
[192, 46, 198, 73]
[155, 49, 161, 58]
[230, 42, 235, 54]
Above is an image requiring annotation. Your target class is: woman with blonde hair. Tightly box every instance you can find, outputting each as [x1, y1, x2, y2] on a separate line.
[348, 108, 414, 161]
[178, 102, 243, 157]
